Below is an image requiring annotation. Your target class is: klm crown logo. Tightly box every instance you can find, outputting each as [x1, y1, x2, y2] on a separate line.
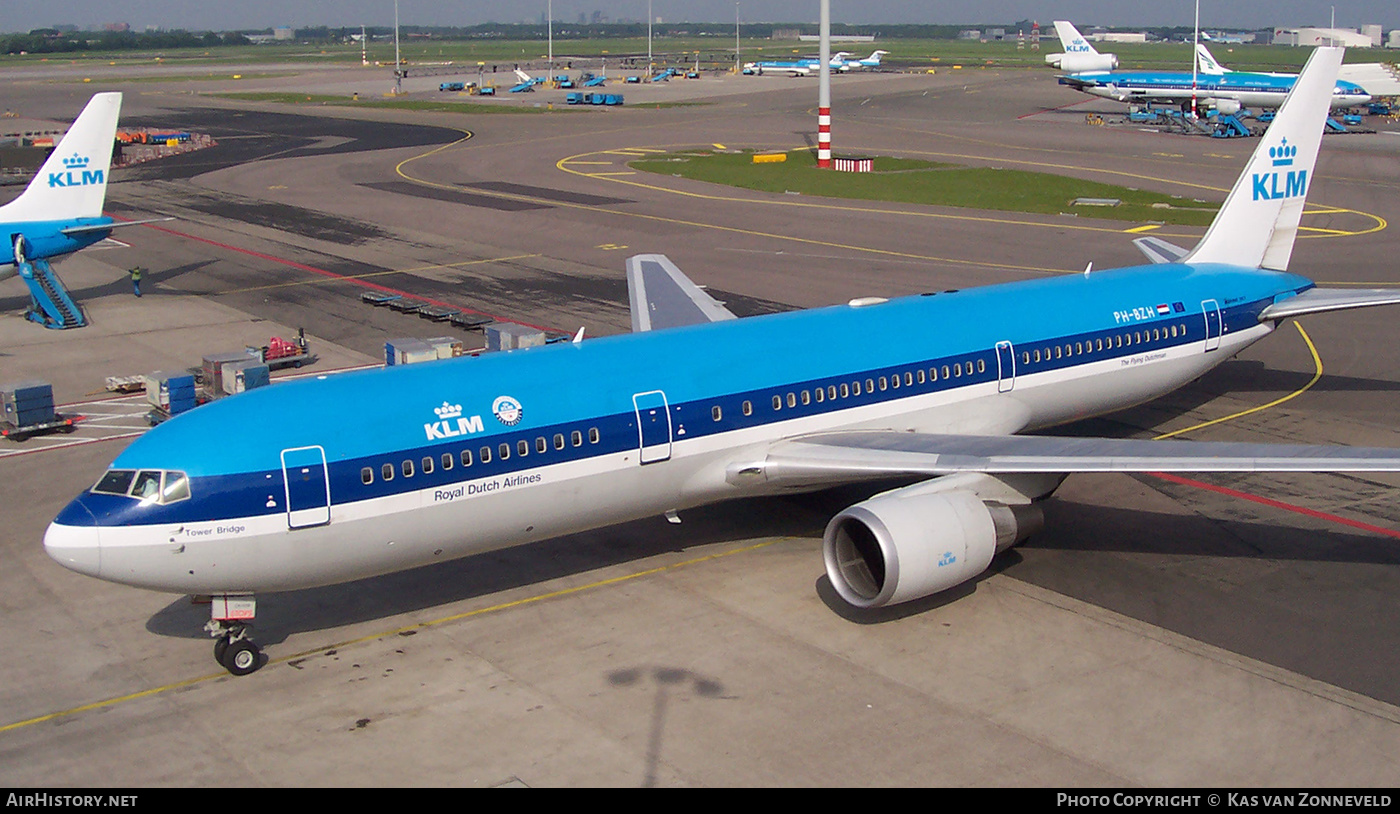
[1269, 139, 1297, 167]
[47, 153, 104, 189]
[1252, 137, 1306, 202]
[434, 402, 462, 420]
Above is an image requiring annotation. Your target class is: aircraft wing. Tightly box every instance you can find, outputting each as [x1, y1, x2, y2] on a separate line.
[626, 253, 738, 332]
[1056, 74, 1100, 88]
[726, 431, 1400, 487]
[1132, 236, 1190, 265]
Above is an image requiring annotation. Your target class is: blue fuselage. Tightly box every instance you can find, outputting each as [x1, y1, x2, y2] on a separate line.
[48, 262, 1312, 595]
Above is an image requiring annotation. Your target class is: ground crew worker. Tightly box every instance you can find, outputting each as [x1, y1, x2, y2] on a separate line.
[129, 266, 144, 297]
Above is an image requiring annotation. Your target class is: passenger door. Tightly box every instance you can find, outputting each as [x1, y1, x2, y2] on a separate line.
[1202, 300, 1222, 352]
[632, 390, 673, 464]
[281, 445, 331, 529]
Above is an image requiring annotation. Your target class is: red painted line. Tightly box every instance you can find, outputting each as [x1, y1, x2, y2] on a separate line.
[114, 216, 557, 333]
[1150, 472, 1400, 541]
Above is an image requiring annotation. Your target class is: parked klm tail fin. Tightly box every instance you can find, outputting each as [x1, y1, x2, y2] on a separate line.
[1053, 21, 1099, 56]
[0, 92, 121, 224]
[1184, 47, 1341, 271]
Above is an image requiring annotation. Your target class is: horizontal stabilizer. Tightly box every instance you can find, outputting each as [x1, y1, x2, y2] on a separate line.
[626, 254, 737, 332]
[61, 217, 174, 236]
[1132, 236, 1190, 265]
[728, 431, 1400, 488]
[1259, 288, 1400, 321]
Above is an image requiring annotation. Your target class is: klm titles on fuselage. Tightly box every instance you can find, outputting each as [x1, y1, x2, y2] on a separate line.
[47, 154, 103, 188]
[425, 401, 484, 441]
[1252, 140, 1306, 201]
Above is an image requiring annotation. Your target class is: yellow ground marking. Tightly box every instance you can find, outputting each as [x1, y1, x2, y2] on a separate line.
[596, 243, 630, 250]
[557, 146, 1386, 245]
[1153, 322, 1321, 440]
[214, 254, 542, 295]
[393, 151, 1074, 277]
[1124, 224, 1161, 233]
[0, 539, 782, 735]
[562, 160, 615, 165]
[393, 126, 474, 179]
[713, 143, 727, 150]
[807, 119, 1386, 240]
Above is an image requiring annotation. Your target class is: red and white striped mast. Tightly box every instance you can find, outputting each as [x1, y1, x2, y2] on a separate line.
[817, 0, 832, 168]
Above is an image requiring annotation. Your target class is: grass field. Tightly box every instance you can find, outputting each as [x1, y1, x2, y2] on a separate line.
[632, 149, 1220, 226]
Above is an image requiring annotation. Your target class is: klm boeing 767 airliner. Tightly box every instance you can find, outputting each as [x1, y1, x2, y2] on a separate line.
[44, 48, 1400, 676]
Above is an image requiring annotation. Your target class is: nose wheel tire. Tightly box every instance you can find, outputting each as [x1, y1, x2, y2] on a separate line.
[218, 638, 263, 676]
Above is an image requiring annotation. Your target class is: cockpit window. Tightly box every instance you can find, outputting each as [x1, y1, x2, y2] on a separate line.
[90, 468, 191, 504]
[131, 471, 163, 501]
[93, 470, 136, 495]
[161, 472, 190, 503]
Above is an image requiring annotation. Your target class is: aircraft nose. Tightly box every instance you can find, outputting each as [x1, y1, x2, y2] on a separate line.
[45, 498, 101, 579]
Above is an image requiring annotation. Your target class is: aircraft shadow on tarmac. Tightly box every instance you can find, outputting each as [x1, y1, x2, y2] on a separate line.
[0, 260, 219, 312]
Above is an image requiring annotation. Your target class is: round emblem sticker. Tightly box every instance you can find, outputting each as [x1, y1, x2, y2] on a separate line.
[492, 396, 523, 426]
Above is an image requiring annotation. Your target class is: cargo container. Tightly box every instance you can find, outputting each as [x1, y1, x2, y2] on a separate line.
[1, 379, 73, 440]
[143, 371, 198, 414]
[201, 352, 255, 399]
[484, 323, 546, 352]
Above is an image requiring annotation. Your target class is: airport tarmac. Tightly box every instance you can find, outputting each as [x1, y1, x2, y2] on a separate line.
[2, 60, 1400, 786]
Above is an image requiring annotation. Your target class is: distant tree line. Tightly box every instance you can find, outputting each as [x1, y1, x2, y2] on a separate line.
[1, 29, 249, 54]
[2, 22, 1258, 55]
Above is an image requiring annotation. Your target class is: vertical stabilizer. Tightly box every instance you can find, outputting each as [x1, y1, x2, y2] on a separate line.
[1195, 44, 1229, 75]
[0, 93, 121, 223]
[1053, 21, 1098, 55]
[1183, 47, 1341, 271]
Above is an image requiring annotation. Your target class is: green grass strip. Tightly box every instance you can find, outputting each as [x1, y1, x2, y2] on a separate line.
[633, 149, 1218, 226]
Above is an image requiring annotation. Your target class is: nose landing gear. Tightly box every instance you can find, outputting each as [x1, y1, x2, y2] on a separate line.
[205, 595, 263, 676]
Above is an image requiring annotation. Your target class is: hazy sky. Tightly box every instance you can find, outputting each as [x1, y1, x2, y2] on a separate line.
[2, 2, 1396, 34]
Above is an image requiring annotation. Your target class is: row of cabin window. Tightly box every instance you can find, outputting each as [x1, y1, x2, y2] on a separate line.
[708, 360, 988, 422]
[360, 427, 601, 485]
[1018, 323, 1187, 367]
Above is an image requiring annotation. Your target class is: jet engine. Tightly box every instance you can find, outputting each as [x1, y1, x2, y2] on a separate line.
[1208, 98, 1242, 115]
[823, 488, 1044, 609]
[1045, 52, 1118, 73]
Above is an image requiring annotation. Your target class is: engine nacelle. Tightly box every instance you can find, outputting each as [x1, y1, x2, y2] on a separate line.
[823, 489, 1043, 609]
[1207, 98, 1242, 115]
[1046, 52, 1118, 73]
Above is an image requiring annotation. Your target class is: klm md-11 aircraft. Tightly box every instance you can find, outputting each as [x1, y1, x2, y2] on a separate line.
[1044, 21, 1118, 73]
[45, 48, 1400, 676]
[1060, 46, 1370, 112]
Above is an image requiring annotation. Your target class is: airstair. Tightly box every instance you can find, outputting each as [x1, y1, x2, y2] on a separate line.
[16, 258, 87, 329]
